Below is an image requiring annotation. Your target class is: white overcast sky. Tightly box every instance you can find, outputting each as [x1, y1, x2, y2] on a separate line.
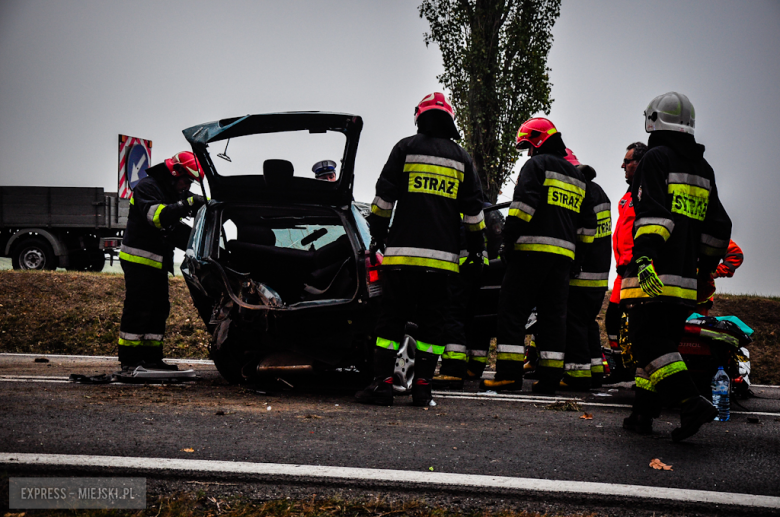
[1, 0, 778, 296]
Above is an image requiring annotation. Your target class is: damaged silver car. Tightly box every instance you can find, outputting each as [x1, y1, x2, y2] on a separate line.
[180, 113, 383, 383]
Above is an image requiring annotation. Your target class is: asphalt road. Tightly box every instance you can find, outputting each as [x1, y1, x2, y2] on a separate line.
[1, 354, 779, 516]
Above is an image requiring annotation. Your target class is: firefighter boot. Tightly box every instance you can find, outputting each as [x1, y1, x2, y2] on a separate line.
[623, 412, 653, 434]
[355, 377, 394, 406]
[433, 354, 467, 390]
[531, 380, 558, 395]
[355, 346, 397, 406]
[671, 395, 718, 442]
[411, 378, 433, 407]
[432, 375, 464, 390]
[412, 350, 438, 406]
[559, 373, 591, 391]
[481, 375, 523, 392]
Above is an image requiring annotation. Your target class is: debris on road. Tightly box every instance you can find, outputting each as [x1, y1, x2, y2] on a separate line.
[649, 458, 673, 471]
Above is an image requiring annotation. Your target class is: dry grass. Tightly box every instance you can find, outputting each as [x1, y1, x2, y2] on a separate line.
[0, 271, 777, 385]
[0, 270, 210, 360]
[3, 492, 602, 517]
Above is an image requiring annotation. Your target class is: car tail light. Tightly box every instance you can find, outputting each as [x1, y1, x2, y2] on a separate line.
[365, 250, 383, 298]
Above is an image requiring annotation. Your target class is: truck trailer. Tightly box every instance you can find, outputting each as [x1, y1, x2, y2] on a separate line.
[0, 186, 128, 271]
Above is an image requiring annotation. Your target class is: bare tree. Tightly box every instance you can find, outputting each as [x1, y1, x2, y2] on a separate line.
[419, 0, 560, 202]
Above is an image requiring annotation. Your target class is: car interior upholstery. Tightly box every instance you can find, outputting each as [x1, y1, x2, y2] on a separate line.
[222, 217, 356, 305]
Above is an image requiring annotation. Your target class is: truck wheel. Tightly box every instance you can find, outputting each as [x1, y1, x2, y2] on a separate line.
[11, 237, 57, 271]
[87, 251, 105, 272]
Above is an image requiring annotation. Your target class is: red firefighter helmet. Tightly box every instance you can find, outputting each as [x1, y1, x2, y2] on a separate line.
[516, 117, 558, 149]
[165, 151, 203, 182]
[564, 148, 581, 166]
[414, 92, 455, 123]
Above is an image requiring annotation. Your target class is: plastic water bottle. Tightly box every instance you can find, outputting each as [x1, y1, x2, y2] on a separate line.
[711, 367, 730, 422]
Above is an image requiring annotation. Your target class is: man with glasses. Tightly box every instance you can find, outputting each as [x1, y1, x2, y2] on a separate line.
[603, 142, 646, 381]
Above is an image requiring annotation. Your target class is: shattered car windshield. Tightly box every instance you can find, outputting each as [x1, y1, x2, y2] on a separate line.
[208, 130, 346, 181]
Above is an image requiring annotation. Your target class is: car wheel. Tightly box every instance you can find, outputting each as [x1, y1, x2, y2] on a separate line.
[393, 334, 416, 394]
[209, 320, 256, 384]
[11, 237, 57, 270]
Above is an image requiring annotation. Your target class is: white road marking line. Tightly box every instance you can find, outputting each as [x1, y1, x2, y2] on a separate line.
[2, 354, 779, 393]
[434, 393, 780, 416]
[0, 377, 68, 384]
[1, 453, 778, 509]
[1, 373, 777, 416]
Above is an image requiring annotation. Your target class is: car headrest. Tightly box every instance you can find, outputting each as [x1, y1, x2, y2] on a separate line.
[263, 159, 294, 188]
[237, 225, 276, 246]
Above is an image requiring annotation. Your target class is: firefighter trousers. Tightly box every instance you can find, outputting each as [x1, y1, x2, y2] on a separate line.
[118, 259, 170, 365]
[628, 302, 699, 417]
[374, 269, 449, 379]
[563, 286, 607, 389]
[440, 264, 490, 378]
[496, 252, 569, 383]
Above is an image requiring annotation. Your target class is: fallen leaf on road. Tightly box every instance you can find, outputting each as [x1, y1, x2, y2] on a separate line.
[181, 448, 195, 453]
[580, 413, 593, 420]
[649, 458, 672, 471]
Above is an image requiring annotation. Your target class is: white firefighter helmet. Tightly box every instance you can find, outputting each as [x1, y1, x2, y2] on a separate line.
[644, 91, 695, 135]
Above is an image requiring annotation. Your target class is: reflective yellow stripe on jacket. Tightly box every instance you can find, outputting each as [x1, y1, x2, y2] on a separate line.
[119, 244, 164, 269]
[382, 246, 460, 273]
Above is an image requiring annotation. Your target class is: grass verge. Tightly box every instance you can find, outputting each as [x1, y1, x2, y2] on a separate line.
[0, 270, 778, 384]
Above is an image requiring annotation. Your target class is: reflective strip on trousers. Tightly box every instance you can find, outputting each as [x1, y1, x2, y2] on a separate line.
[417, 339, 445, 356]
[564, 362, 591, 377]
[644, 352, 688, 386]
[496, 344, 525, 362]
[591, 357, 604, 373]
[442, 343, 468, 361]
[539, 351, 565, 369]
[120, 331, 164, 342]
[119, 245, 164, 269]
[376, 336, 400, 351]
[635, 367, 657, 393]
[469, 349, 488, 363]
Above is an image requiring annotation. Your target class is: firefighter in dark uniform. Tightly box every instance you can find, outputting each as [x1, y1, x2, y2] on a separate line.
[356, 92, 486, 406]
[560, 150, 612, 390]
[433, 201, 493, 390]
[621, 92, 732, 441]
[117, 151, 206, 371]
[482, 118, 596, 394]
